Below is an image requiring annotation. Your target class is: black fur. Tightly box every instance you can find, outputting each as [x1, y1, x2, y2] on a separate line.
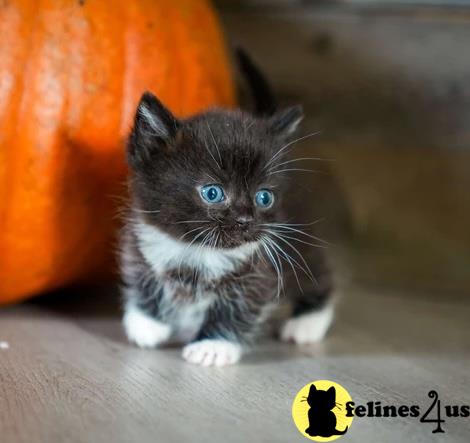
[236, 48, 277, 116]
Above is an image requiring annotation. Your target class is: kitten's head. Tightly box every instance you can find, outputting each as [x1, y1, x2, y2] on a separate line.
[127, 92, 303, 249]
[306, 385, 336, 411]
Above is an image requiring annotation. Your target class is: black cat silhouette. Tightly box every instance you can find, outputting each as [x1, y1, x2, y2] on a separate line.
[304, 384, 348, 437]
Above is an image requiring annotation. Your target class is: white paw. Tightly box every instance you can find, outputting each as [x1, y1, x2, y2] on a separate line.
[123, 305, 171, 348]
[182, 339, 242, 367]
[281, 304, 334, 345]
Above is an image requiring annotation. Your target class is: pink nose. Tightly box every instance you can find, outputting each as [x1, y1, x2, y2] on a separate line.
[236, 216, 253, 228]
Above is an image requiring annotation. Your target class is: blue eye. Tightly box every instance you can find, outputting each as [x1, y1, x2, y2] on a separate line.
[200, 184, 225, 204]
[255, 189, 274, 209]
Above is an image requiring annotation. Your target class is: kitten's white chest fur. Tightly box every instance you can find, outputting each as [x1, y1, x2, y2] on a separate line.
[135, 220, 258, 280]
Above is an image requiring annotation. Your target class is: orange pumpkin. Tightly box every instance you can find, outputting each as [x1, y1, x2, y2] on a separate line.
[0, 0, 235, 304]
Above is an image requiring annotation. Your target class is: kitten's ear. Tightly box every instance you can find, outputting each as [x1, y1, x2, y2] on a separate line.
[327, 386, 336, 397]
[128, 91, 179, 166]
[309, 384, 317, 394]
[269, 105, 303, 137]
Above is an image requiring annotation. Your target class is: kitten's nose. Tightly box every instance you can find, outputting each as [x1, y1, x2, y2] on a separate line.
[236, 216, 253, 229]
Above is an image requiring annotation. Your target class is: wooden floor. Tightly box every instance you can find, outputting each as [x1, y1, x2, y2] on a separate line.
[1, 285, 469, 443]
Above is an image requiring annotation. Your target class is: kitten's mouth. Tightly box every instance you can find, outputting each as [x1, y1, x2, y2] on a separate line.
[173, 220, 259, 249]
[215, 226, 258, 249]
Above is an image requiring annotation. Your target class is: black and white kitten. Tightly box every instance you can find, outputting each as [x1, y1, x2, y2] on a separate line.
[120, 58, 334, 366]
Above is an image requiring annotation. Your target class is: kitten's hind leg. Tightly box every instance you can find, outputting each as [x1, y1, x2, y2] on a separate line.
[280, 271, 335, 345]
[281, 303, 334, 345]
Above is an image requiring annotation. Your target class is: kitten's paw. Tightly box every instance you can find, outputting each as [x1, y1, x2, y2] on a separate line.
[281, 304, 334, 345]
[182, 339, 242, 367]
[123, 305, 171, 348]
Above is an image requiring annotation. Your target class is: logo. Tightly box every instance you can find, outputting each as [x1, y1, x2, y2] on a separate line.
[292, 380, 353, 441]
[293, 382, 470, 440]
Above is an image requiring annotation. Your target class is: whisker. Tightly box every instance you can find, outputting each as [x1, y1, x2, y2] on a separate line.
[255, 239, 269, 270]
[261, 224, 329, 245]
[177, 227, 210, 284]
[201, 228, 216, 272]
[269, 157, 334, 171]
[180, 227, 210, 252]
[175, 220, 211, 224]
[270, 231, 327, 249]
[204, 139, 221, 170]
[269, 242, 285, 298]
[245, 120, 255, 131]
[263, 131, 321, 171]
[206, 122, 223, 167]
[192, 228, 214, 283]
[267, 231, 317, 284]
[205, 172, 217, 182]
[265, 231, 315, 284]
[268, 168, 322, 176]
[260, 237, 283, 298]
[179, 226, 208, 242]
[266, 220, 324, 227]
[264, 236, 303, 293]
[133, 209, 161, 214]
[207, 228, 216, 250]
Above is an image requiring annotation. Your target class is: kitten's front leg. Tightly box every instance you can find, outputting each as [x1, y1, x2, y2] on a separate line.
[182, 339, 242, 367]
[182, 299, 260, 367]
[122, 285, 172, 349]
[123, 303, 172, 348]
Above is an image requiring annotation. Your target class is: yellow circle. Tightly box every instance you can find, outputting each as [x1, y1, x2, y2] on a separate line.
[292, 380, 354, 442]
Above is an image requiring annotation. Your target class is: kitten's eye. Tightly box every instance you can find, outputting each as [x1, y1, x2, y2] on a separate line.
[200, 184, 225, 204]
[255, 189, 274, 209]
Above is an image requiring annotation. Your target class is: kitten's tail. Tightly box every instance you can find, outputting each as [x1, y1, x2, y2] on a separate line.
[333, 426, 348, 435]
[235, 47, 277, 116]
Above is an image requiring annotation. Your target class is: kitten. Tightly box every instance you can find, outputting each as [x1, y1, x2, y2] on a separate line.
[120, 54, 334, 366]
